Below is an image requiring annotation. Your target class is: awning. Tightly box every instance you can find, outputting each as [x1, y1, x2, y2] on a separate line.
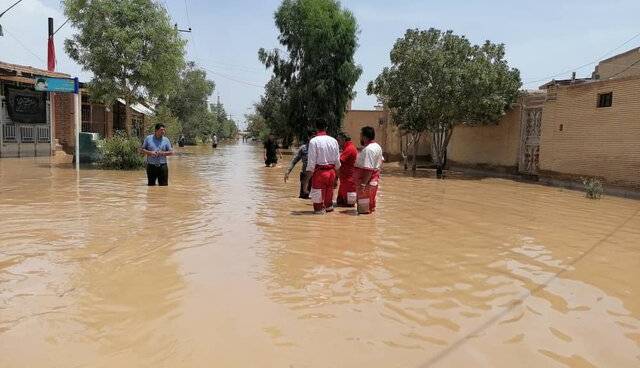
[116, 98, 155, 116]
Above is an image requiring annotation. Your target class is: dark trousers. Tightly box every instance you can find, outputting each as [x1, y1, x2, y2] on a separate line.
[147, 164, 168, 186]
[299, 171, 311, 199]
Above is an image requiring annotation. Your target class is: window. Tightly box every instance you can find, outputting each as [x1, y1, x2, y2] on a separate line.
[597, 92, 613, 108]
[81, 104, 91, 123]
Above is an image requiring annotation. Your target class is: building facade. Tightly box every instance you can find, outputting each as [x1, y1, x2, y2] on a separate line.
[0, 61, 70, 158]
[1, 60, 154, 157]
[446, 47, 640, 190]
[539, 75, 640, 188]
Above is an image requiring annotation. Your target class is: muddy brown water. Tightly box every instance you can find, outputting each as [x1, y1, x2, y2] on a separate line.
[0, 143, 639, 367]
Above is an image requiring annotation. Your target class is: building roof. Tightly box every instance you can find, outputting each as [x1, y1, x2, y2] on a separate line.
[0, 60, 70, 79]
[539, 77, 593, 90]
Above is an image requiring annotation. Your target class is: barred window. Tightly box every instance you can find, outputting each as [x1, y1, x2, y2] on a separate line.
[597, 92, 613, 108]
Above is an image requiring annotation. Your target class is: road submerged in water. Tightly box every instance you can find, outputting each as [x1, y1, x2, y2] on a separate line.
[1, 142, 639, 367]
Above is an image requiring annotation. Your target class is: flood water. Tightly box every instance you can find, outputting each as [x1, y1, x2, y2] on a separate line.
[1, 142, 639, 367]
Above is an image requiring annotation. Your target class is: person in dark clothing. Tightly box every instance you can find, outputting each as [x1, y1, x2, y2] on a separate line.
[284, 132, 313, 199]
[264, 134, 279, 167]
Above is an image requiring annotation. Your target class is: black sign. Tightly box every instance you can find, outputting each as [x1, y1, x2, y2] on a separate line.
[4, 86, 47, 124]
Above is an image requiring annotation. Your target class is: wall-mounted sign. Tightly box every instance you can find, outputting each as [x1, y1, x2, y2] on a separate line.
[4, 86, 47, 124]
[34, 77, 79, 93]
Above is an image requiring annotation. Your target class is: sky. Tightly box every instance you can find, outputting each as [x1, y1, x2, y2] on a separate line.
[2, 0, 640, 129]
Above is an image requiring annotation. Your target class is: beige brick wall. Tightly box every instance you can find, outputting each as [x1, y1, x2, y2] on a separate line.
[447, 107, 522, 170]
[539, 76, 640, 188]
[594, 48, 640, 80]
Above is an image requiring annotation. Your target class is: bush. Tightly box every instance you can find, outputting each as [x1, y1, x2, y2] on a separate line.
[582, 177, 604, 199]
[98, 132, 145, 170]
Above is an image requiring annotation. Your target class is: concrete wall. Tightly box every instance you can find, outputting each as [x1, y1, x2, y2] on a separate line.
[447, 107, 522, 172]
[539, 76, 640, 188]
[593, 47, 640, 80]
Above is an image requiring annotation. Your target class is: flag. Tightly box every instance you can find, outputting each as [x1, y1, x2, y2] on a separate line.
[47, 36, 56, 72]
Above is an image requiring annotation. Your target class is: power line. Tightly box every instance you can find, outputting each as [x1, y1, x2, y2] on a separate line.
[197, 64, 264, 88]
[194, 57, 268, 74]
[3, 26, 45, 63]
[182, 0, 199, 59]
[53, 18, 70, 36]
[523, 30, 640, 86]
[606, 58, 640, 80]
[0, 0, 24, 18]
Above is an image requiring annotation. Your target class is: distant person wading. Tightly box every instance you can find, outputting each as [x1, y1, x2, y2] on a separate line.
[141, 123, 175, 186]
[264, 134, 280, 167]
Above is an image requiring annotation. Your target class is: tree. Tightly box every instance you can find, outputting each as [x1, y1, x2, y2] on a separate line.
[259, 0, 362, 137]
[149, 105, 181, 142]
[245, 112, 269, 140]
[207, 101, 239, 139]
[167, 63, 215, 144]
[255, 77, 293, 146]
[368, 28, 521, 176]
[64, 0, 186, 135]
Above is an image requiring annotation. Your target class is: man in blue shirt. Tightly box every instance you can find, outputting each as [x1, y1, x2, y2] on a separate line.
[141, 123, 174, 186]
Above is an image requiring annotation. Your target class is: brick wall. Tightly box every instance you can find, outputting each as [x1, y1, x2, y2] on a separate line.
[53, 93, 76, 153]
[539, 76, 640, 188]
[593, 48, 640, 80]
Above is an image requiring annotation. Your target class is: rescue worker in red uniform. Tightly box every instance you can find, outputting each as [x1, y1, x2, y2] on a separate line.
[304, 120, 341, 214]
[354, 126, 383, 214]
[336, 132, 358, 207]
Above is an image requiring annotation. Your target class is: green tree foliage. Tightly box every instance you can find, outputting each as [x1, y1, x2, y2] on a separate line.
[167, 62, 215, 143]
[255, 78, 293, 146]
[149, 105, 181, 142]
[245, 112, 269, 140]
[368, 28, 521, 175]
[259, 0, 362, 137]
[209, 101, 239, 139]
[63, 0, 186, 134]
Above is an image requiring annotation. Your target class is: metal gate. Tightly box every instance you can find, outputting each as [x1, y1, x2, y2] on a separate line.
[519, 107, 543, 175]
[0, 96, 51, 158]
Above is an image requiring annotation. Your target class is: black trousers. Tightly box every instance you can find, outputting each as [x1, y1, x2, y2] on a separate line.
[299, 171, 311, 199]
[147, 164, 168, 186]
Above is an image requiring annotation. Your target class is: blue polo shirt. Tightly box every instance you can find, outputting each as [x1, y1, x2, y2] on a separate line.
[142, 134, 173, 165]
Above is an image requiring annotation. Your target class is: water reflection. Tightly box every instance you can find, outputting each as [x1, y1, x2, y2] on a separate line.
[0, 143, 639, 367]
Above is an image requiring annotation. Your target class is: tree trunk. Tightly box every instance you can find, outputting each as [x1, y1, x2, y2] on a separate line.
[124, 100, 131, 137]
[430, 124, 452, 179]
[411, 132, 420, 174]
[402, 134, 409, 171]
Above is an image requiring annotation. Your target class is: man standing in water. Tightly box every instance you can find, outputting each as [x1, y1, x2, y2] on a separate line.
[336, 132, 358, 207]
[354, 126, 383, 214]
[141, 123, 175, 186]
[305, 120, 340, 214]
[212, 133, 219, 148]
